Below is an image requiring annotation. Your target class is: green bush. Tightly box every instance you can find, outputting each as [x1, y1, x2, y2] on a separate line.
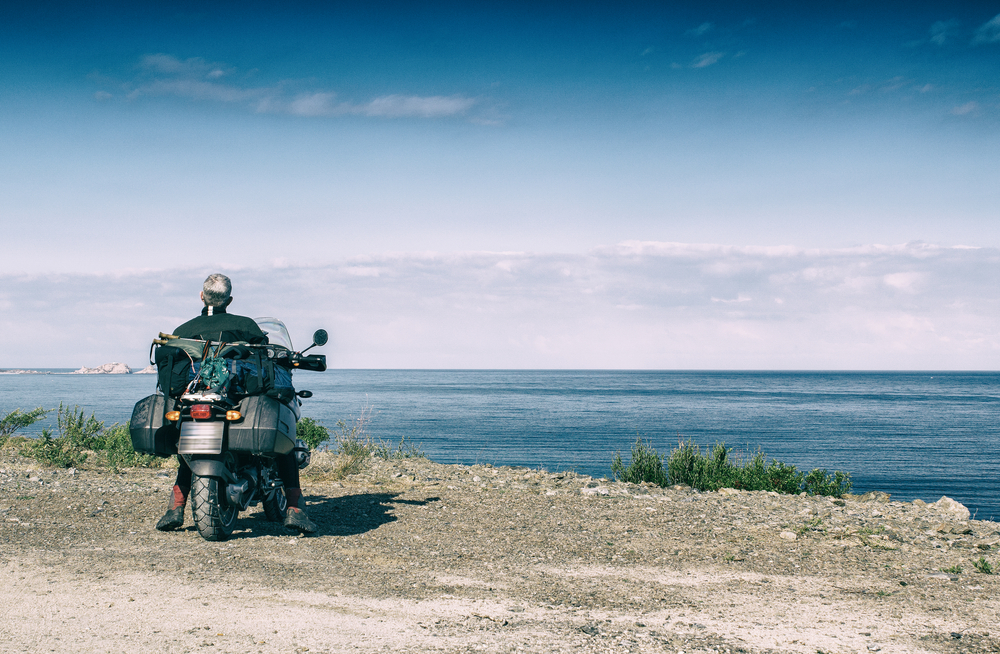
[611, 438, 852, 497]
[296, 417, 331, 450]
[0, 407, 49, 448]
[98, 423, 159, 471]
[333, 407, 424, 461]
[974, 557, 994, 575]
[9, 404, 158, 470]
[612, 438, 669, 486]
[56, 403, 105, 450]
[22, 430, 89, 468]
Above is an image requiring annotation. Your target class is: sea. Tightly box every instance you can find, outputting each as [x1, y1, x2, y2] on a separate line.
[2, 370, 998, 520]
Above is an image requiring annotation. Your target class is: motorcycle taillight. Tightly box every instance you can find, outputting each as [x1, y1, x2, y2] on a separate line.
[190, 404, 213, 420]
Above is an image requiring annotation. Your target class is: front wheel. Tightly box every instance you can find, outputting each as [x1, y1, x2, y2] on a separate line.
[191, 474, 238, 541]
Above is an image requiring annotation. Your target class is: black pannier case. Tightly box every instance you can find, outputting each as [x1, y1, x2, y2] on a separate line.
[227, 395, 297, 455]
[129, 394, 179, 457]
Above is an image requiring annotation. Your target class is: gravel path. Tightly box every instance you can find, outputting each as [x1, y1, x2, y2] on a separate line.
[1, 453, 998, 653]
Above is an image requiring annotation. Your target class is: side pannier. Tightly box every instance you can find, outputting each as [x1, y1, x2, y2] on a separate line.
[129, 394, 180, 457]
[227, 395, 297, 455]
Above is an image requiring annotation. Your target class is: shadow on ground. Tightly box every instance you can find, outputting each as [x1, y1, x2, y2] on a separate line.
[232, 492, 440, 538]
[307, 492, 440, 536]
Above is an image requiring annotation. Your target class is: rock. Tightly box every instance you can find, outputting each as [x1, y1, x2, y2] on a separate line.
[912, 498, 927, 507]
[779, 531, 797, 541]
[73, 362, 132, 374]
[135, 365, 158, 374]
[860, 491, 891, 503]
[935, 522, 973, 535]
[717, 488, 740, 496]
[580, 486, 609, 496]
[932, 496, 970, 521]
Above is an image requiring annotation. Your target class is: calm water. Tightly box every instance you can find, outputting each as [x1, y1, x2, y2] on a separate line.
[2, 370, 998, 519]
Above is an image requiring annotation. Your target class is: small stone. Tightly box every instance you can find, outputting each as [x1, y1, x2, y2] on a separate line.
[580, 487, 609, 496]
[779, 531, 797, 541]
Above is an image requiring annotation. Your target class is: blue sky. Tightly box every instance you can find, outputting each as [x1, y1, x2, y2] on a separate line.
[2, 2, 999, 368]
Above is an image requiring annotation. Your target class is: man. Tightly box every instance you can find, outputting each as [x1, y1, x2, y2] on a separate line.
[155, 273, 317, 534]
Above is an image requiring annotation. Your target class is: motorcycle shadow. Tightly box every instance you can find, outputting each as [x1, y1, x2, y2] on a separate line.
[238, 492, 441, 538]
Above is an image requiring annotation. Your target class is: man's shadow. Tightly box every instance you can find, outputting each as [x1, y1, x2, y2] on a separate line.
[237, 492, 440, 538]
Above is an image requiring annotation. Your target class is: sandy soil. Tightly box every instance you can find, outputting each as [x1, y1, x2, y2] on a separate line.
[1, 453, 998, 653]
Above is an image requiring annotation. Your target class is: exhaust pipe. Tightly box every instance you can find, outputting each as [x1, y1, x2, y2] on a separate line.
[227, 480, 249, 507]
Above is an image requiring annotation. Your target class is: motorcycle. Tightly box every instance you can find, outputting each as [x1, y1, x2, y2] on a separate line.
[130, 317, 327, 541]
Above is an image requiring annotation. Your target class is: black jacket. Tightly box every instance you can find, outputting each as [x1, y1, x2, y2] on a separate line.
[173, 306, 267, 344]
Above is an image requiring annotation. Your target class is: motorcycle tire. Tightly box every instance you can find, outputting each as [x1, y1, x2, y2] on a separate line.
[262, 487, 288, 522]
[191, 474, 238, 541]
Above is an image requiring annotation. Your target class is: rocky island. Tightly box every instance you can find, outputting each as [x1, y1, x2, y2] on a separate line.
[72, 362, 132, 374]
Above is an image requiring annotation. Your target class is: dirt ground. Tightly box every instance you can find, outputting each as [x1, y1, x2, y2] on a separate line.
[1, 453, 998, 654]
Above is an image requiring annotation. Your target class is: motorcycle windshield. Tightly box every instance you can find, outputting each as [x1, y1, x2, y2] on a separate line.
[254, 317, 293, 350]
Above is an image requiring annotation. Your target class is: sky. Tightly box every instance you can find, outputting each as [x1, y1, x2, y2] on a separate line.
[1, 1, 999, 369]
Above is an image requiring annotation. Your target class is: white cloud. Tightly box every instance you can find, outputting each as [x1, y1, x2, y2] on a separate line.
[692, 52, 725, 68]
[359, 94, 476, 118]
[973, 13, 1000, 44]
[129, 79, 265, 103]
[952, 101, 979, 115]
[287, 92, 339, 116]
[140, 54, 232, 78]
[2, 243, 997, 370]
[930, 19, 960, 45]
[112, 54, 476, 120]
[686, 22, 713, 37]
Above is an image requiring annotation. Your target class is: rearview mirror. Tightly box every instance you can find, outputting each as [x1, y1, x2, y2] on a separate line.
[312, 329, 329, 347]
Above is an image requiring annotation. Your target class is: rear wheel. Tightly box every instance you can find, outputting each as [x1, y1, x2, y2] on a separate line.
[190, 454, 238, 541]
[262, 487, 288, 522]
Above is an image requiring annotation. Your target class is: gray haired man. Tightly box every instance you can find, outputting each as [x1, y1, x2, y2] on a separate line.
[155, 273, 317, 533]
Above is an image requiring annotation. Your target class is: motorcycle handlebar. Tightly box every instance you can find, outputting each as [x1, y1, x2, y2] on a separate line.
[288, 353, 327, 372]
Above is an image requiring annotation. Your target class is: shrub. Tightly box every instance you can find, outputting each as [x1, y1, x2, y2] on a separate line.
[612, 438, 668, 486]
[98, 423, 159, 471]
[303, 406, 425, 481]
[56, 403, 105, 450]
[296, 417, 331, 450]
[974, 557, 994, 575]
[333, 405, 424, 461]
[22, 430, 89, 468]
[803, 468, 853, 497]
[611, 438, 852, 497]
[0, 407, 49, 448]
[13, 404, 158, 470]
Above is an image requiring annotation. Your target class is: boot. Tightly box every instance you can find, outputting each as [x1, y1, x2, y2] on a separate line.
[283, 488, 317, 534]
[155, 485, 188, 531]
